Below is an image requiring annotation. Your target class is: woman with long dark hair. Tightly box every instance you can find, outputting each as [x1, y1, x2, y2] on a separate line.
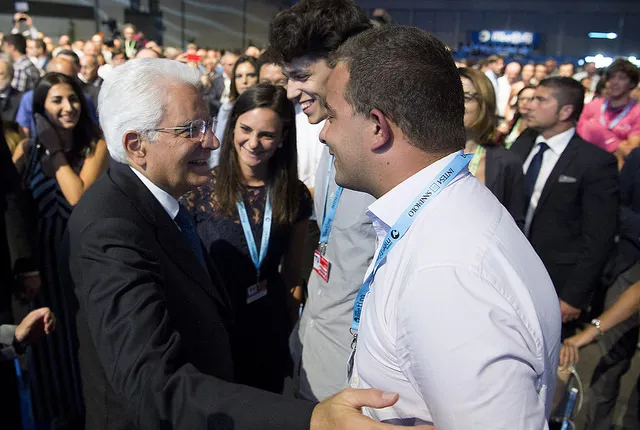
[459, 67, 525, 229]
[498, 85, 537, 148]
[13, 72, 108, 428]
[181, 83, 310, 393]
[212, 55, 258, 162]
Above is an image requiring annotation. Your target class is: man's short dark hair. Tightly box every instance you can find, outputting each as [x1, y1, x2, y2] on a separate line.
[606, 59, 640, 87]
[269, 0, 371, 64]
[331, 25, 465, 154]
[256, 47, 281, 74]
[4, 34, 27, 55]
[55, 49, 81, 68]
[487, 55, 503, 64]
[539, 77, 585, 122]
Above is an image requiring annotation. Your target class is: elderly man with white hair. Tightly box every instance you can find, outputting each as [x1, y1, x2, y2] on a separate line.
[66, 58, 412, 430]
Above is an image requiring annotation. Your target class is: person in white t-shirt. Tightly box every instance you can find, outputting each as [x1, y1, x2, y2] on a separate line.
[320, 25, 561, 429]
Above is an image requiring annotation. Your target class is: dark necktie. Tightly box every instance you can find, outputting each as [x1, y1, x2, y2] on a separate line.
[174, 205, 206, 268]
[524, 142, 550, 208]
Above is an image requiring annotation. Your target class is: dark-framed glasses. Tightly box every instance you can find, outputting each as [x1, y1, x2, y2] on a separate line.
[151, 117, 217, 140]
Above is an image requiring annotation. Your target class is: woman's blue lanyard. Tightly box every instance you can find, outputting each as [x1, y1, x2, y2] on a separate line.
[600, 99, 635, 130]
[237, 187, 272, 281]
[318, 155, 343, 255]
[351, 152, 472, 339]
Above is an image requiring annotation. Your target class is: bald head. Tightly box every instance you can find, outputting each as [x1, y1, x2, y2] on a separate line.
[135, 48, 161, 59]
[46, 57, 77, 77]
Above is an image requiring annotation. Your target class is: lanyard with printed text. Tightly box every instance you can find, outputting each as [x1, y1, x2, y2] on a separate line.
[351, 152, 472, 336]
[600, 99, 635, 130]
[318, 155, 343, 255]
[237, 187, 272, 280]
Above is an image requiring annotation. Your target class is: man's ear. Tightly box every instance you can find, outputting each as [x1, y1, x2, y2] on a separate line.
[558, 104, 575, 123]
[368, 108, 393, 152]
[123, 131, 146, 167]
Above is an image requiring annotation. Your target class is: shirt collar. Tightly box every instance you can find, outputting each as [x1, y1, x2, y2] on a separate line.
[535, 127, 575, 156]
[129, 167, 180, 220]
[366, 152, 464, 234]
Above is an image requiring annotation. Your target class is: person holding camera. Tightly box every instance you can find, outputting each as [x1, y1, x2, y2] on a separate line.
[11, 12, 38, 40]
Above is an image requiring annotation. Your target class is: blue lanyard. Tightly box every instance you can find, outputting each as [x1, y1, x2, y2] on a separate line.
[237, 188, 272, 276]
[351, 153, 472, 333]
[318, 155, 343, 254]
[600, 99, 635, 130]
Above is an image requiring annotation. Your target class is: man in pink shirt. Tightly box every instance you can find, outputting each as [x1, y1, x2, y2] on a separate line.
[577, 59, 640, 168]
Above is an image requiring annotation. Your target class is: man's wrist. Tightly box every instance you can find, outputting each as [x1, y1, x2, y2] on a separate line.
[12, 334, 27, 355]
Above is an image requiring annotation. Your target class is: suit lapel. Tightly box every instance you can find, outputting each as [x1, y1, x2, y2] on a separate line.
[109, 160, 228, 310]
[534, 137, 579, 215]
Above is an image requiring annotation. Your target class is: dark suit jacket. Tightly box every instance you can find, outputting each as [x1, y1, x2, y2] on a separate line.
[67, 161, 315, 430]
[606, 146, 640, 280]
[484, 144, 525, 229]
[204, 74, 227, 117]
[81, 77, 103, 113]
[0, 86, 22, 123]
[511, 131, 619, 309]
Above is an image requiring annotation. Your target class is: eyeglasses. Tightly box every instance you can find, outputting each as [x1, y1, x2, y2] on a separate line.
[463, 92, 478, 103]
[151, 117, 217, 140]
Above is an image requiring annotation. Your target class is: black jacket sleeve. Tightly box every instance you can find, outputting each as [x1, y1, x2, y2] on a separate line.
[560, 154, 619, 308]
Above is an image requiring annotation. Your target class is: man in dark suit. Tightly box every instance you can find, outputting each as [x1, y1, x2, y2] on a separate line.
[0, 59, 22, 123]
[66, 58, 409, 430]
[511, 77, 619, 337]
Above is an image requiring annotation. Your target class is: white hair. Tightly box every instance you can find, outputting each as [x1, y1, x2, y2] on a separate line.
[98, 58, 201, 163]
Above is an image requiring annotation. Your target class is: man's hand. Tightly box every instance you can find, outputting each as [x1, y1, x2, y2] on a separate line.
[34, 113, 62, 154]
[15, 307, 56, 345]
[559, 300, 581, 323]
[311, 388, 435, 430]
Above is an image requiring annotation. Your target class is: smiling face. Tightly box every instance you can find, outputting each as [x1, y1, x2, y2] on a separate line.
[234, 61, 258, 96]
[44, 83, 81, 130]
[233, 107, 282, 172]
[284, 56, 332, 124]
[140, 84, 218, 197]
[319, 63, 370, 191]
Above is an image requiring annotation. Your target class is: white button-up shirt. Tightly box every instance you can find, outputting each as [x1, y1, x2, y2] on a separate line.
[523, 128, 575, 235]
[130, 167, 179, 220]
[351, 152, 561, 429]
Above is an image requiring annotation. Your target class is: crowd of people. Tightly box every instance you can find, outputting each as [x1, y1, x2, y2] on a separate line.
[1, 1, 640, 429]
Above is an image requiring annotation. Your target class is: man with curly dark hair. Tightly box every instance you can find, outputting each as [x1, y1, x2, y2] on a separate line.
[270, 0, 380, 403]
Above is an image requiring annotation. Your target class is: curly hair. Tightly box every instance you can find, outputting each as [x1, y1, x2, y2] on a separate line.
[269, 0, 371, 63]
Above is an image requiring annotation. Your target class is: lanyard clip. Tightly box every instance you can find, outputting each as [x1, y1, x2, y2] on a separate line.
[317, 242, 328, 256]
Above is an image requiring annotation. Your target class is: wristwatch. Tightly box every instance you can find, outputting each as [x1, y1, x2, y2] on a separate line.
[591, 318, 605, 336]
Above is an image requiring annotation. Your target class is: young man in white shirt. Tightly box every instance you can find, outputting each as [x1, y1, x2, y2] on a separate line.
[320, 25, 562, 429]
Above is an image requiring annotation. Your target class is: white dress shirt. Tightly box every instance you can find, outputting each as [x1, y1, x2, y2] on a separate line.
[351, 152, 561, 428]
[496, 75, 513, 118]
[523, 127, 575, 235]
[295, 105, 325, 191]
[130, 167, 180, 220]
